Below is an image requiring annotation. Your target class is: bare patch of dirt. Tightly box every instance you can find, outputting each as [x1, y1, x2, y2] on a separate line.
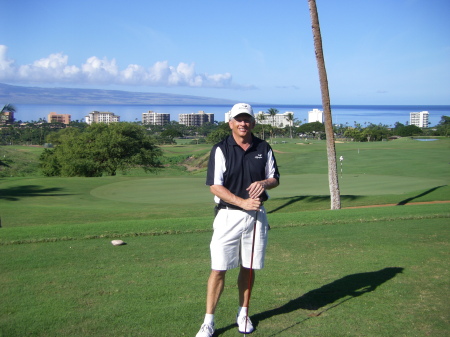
[344, 200, 450, 209]
[181, 153, 210, 171]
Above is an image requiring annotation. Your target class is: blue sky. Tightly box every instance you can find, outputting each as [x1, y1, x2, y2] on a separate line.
[1, 0, 449, 105]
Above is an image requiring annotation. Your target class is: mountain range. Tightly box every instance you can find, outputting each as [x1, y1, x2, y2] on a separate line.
[0, 83, 237, 105]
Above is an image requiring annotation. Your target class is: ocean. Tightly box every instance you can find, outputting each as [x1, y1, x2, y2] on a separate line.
[13, 104, 449, 127]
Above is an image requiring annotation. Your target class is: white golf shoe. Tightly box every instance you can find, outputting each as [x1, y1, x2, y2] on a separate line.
[237, 315, 254, 334]
[196, 323, 215, 337]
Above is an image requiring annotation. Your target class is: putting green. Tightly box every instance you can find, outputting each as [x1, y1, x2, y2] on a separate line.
[90, 174, 446, 204]
[91, 177, 212, 204]
[269, 174, 446, 198]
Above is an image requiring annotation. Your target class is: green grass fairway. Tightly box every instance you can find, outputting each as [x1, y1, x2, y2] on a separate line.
[90, 174, 446, 205]
[1, 211, 448, 336]
[0, 138, 449, 336]
[1, 173, 448, 229]
[91, 177, 211, 204]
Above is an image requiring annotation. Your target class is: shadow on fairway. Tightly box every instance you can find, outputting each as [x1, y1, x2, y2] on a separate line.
[0, 185, 69, 201]
[214, 267, 404, 336]
[397, 185, 447, 205]
[0, 160, 10, 168]
[268, 195, 362, 214]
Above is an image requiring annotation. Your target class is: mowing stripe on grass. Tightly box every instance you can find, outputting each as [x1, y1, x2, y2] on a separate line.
[1, 204, 448, 245]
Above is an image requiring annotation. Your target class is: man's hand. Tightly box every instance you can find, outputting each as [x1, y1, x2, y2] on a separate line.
[240, 197, 262, 211]
[246, 181, 266, 200]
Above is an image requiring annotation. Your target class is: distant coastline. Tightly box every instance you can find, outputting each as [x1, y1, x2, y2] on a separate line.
[0, 83, 237, 105]
[12, 103, 449, 127]
[2, 83, 449, 126]
[3, 83, 449, 109]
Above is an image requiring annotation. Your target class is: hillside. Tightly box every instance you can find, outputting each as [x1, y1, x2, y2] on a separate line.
[0, 83, 236, 105]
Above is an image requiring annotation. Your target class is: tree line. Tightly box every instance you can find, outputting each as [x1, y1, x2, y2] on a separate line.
[2, 104, 449, 147]
[3, 116, 449, 147]
[2, 103, 449, 177]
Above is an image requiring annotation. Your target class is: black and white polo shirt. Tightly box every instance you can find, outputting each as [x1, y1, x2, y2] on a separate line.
[206, 134, 280, 208]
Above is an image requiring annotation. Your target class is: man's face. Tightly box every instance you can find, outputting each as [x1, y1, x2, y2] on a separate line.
[229, 114, 255, 138]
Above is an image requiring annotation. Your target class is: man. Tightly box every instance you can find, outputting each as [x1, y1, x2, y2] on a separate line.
[196, 103, 280, 336]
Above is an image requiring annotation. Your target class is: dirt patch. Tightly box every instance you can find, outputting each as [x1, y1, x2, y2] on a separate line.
[344, 200, 450, 209]
[180, 153, 210, 171]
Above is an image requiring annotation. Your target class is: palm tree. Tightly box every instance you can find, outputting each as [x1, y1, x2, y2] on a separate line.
[267, 108, 278, 127]
[256, 112, 267, 139]
[267, 108, 278, 143]
[1, 104, 16, 123]
[308, 0, 341, 210]
[285, 112, 294, 138]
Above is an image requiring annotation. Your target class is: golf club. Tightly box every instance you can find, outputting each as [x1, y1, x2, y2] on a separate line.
[244, 209, 258, 334]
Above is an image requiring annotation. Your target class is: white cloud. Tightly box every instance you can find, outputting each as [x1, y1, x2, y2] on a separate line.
[81, 56, 119, 83]
[0, 45, 16, 78]
[147, 61, 172, 84]
[17, 52, 80, 82]
[0, 45, 236, 89]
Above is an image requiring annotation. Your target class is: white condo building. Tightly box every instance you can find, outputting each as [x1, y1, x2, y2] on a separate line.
[410, 111, 429, 128]
[225, 110, 294, 128]
[308, 108, 324, 123]
[142, 111, 170, 125]
[179, 111, 214, 126]
[85, 111, 120, 125]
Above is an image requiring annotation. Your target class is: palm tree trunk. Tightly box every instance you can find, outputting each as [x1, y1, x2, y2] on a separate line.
[308, 0, 341, 209]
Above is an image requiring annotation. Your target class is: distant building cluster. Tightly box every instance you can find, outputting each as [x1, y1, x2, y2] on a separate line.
[255, 111, 295, 128]
[409, 111, 429, 128]
[142, 110, 215, 126]
[308, 108, 324, 123]
[179, 111, 214, 126]
[85, 111, 120, 125]
[225, 110, 295, 128]
[8, 106, 434, 129]
[142, 111, 170, 126]
[48, 112, 71, 124]
[0, 110, 14, 124]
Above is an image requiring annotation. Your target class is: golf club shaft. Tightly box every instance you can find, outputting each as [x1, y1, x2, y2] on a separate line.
[245, 209, 258, 333]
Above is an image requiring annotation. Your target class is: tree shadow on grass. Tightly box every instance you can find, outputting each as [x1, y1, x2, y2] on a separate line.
[0, 185, 70, 201]
[268, 195, 362, 214]
[214, 267, 404, 336]
[397, 185, 447, 205]
[0, 160, 11, 168]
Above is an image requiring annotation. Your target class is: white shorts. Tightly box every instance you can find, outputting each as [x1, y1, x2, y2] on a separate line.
[210, 206, 269, 271]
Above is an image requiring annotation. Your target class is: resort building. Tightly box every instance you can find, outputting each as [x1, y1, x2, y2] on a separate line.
[47, 112, 71, 125]
[142, 111, 170, 126]
[308, 108, 324, 123]
[0, 110, 14, 124]
[410, 111, 429, 128]
[85, 111, 120, 125]
[179, 111, 214, 126]
[226, 110, 294, 128]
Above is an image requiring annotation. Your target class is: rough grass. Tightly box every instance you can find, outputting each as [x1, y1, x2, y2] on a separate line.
[0, 146, 43, 177]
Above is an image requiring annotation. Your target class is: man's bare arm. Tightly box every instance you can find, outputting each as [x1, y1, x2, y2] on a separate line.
[210, 177, 278, 211]
[210, 185, 261, 211]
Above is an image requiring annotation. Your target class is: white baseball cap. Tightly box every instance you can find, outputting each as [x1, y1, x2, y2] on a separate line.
[229, 103, 254, 119]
